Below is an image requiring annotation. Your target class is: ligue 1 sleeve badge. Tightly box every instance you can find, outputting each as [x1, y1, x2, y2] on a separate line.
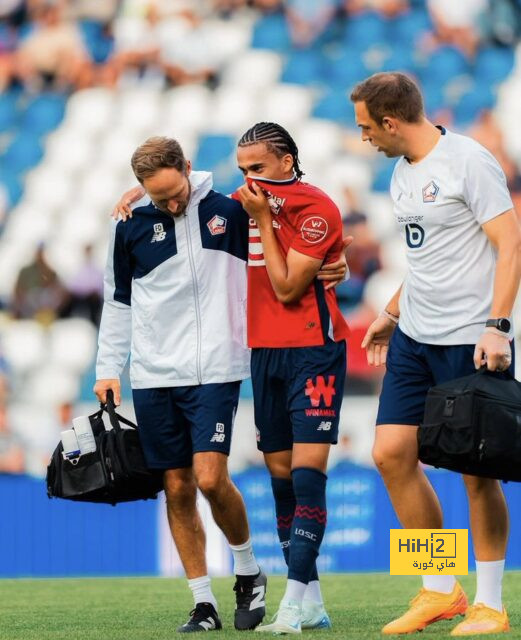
[207, 214, 227, 235]
[301, 216, 328, 243]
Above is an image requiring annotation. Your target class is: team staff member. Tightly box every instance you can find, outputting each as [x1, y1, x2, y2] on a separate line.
[109, 133, 349, 633]
[235, 122, 350, 634]
[351, 72, 521, 636]
[95, 137, 267, 633]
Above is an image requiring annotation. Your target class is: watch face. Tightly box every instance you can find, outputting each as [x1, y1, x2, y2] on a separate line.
[498, 318, 511, 333]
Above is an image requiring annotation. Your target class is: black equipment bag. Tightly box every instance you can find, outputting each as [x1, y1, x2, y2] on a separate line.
[418, 368, 521, 482]
[46, 390, 164, 505]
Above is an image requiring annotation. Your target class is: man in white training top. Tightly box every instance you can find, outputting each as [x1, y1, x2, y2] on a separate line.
[350, 72, 521, 636]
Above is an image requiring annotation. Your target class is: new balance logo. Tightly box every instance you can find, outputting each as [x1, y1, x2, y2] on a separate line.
[317, 421, 332, 431]
[210, 422, 225, 443]
[151, 223, 166, 243]
[249, 585, 266, 611]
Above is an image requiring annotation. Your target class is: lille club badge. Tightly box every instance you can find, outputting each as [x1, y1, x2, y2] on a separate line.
[207, 214, 227, 235]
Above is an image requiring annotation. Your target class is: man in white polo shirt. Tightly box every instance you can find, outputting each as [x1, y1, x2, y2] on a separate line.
[350, 72, 521, 636]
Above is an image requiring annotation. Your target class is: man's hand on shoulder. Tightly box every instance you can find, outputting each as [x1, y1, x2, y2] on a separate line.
[473, 329, 512, 372]
[111, 186, 146, 221]
[94, 379, 121, 405]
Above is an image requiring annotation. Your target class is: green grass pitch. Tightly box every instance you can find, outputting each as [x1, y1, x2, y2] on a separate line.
[1, 572, 519, 639]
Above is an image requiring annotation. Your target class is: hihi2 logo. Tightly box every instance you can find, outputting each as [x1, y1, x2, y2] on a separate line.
[305, 376, 336, 417]
[390, 529, 468, 576]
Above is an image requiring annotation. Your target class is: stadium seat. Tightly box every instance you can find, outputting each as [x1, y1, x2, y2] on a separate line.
[260, 84, 313, 131]
[325, 155, 373, 196]
[418, 45, 470, 86]
[205, 18, 253, 64]
[221, 51, 282, 89]
[341, 12, 387, 50]
[25, 364, 81, 406]
[3, 132, 44, 175]
[209, 86, 260, 135]
[1, 320, 48, 375]
[162, 85, 212, 135]
[0, 90, 20, 133]
[322, 47, 370, 90]
[79, 19, 114, 63]
[312, 88, 357, 127]
[453, 84, 495, 128]
[251, 12, 291, 51]
[48, 318, 97, 374]
[387, 9, 432, 47]
[45, 129, 94, 173]
[20, 93, 67, 136]
[194, 134, 236, 170]
[0, 168, 23, 208]
[474, 46, 515, 87]
[294, 119, 343, 170]
[281, 49, 324, 86]
[117, 89, 163, 135]
[63, 88, 115, 135]
[78, 164, 125, 212]
[23, 164, 74, 213]
[380, 236, 409, 276]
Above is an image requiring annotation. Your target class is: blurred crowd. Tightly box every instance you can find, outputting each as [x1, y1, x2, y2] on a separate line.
[0, 0, 520, 476]
[1, 0, 521, 94]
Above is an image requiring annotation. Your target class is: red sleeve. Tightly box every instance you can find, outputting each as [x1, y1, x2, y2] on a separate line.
[289, 199, 342, 260]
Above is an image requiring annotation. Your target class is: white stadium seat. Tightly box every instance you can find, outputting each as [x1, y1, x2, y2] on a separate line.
[63, 88, 116, 135]
[1, 320, 48, 374]
[48, 318, 97, 374]
[163, 85, 212, 134]
[23, 164, 74, 213]
[207, 86, 260, 135]
[363, 269, 404, 314]
[45, 129, 94, 174]
[362, 193, 399, 241]
[221, 50, 283, 89]
[259, 84, 314, 131]
[24, 364, 80, 406]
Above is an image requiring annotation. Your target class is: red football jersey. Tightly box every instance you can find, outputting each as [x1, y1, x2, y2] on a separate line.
[235, 176, 350, 348]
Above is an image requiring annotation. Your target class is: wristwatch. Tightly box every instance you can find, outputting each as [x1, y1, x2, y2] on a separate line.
[486, 318, 511, 333]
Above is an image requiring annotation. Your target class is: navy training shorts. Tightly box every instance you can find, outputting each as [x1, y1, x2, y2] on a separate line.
[376, 325, 515, 426]
[132, 381, 240, 469]
[251, 339, 347, 453]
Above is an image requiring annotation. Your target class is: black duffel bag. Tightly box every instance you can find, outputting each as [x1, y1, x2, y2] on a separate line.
[46, 390, 164, 505]
[418, 368, 521, 482]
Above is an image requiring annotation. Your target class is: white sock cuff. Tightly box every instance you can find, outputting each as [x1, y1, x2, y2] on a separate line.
[188, 575, 211, 588]
[229, 538, 252, 552]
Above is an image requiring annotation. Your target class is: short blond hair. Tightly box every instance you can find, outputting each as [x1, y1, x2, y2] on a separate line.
[131, 136, 187, 183]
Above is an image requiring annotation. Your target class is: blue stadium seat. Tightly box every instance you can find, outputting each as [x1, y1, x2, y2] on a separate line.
[371, 160, 397, 192]
[342, 12, 387, 50]
[281, 49, 324, 85]
[474, 46, 515, 86]
[20, 93, 66, 136]
[387, 9, 432, 47]
[0, 167, 23, 207]
[453, 84, 495, 128]
[0, 90, 20, 133]
[79, 19, 114, 64]
[251, 12, 292, 51]
[312, 88, 356, 127]
[419, 45, 470, 86]
[381, 46, 416, 74]
[421, 80, 448, 116]
[322, 48, 370, 89]
[3, 132, 44, 174]
[195, 134, 236, 170]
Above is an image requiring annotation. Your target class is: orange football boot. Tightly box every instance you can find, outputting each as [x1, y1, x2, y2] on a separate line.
[382, 582, 468, 635]
[451, 603, 510, 635]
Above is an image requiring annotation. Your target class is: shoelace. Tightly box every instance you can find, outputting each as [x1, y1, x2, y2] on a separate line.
[464, 604, 497, 621]
[275, 604, 300, 626]
[409, 588, 439, 608]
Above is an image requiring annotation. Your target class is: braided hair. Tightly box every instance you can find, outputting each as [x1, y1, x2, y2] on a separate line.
[238, 122, 304, 179]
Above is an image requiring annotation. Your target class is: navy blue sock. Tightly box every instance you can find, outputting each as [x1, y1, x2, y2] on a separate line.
[288, 467, 327, 584]
[271, 476, 295, 567]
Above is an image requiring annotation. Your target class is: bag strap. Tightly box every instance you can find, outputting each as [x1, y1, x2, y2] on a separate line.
[477, 364, 515, 381]
[100, 389, 137, 432]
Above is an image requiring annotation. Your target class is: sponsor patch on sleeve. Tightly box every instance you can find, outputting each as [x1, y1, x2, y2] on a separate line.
[300, 216, 328, 244]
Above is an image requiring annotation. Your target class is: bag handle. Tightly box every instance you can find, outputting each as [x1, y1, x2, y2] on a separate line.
[101, 389, 137, 432]
[477, 364, 515, 381]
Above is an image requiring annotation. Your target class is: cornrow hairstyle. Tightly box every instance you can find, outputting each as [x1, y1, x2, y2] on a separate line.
[238, 122, 304, 179]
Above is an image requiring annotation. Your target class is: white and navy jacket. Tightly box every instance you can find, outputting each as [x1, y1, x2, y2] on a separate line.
[96, 171, 250, 389]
